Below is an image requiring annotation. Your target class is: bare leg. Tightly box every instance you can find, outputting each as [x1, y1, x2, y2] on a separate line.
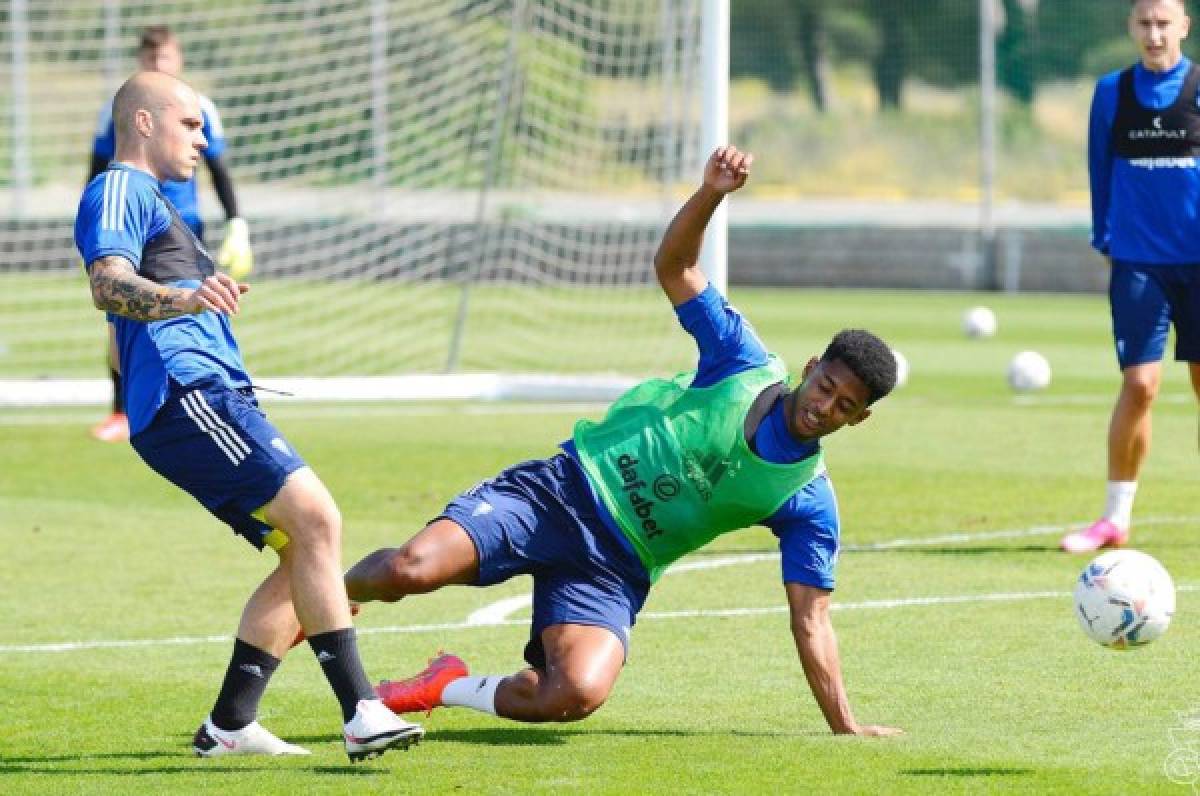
[345, 518, 480, 603]
[493, 624, 625, 722]
[236, 556, 301, 659]
[1107, 362, 1161, 481]
[260, 467, 349, 635]
[1189, 363, 1200, 453]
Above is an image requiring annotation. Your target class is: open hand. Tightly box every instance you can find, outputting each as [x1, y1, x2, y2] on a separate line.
[704, 145, 753, 194]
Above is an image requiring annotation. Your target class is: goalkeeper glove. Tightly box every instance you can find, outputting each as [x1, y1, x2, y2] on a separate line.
[217, 217, 254, 281]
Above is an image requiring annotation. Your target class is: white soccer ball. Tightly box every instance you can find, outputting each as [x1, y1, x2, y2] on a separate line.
[891, 349, 909, 388]
[1007, 350, 1051, 391]
[963, 306, 997, 338]
[1074, 549, 1175, 649]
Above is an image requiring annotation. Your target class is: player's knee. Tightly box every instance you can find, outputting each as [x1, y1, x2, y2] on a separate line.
[345, 548, 390, 602]
[382, 543, 440, 594]
[540, 679, 610, 722]
[288, 504, 342, 553]
[1122, 376, 1159, 407]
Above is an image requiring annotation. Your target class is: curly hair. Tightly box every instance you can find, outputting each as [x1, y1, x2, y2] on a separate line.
[820, 329, 897, 405]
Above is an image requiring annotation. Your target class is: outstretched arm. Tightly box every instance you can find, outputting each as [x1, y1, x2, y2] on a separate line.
[88, 255, 248, 321]
[653, 145, 752, 306]
[785, 582, 903, 737]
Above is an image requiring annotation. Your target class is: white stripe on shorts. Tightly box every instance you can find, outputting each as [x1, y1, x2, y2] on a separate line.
[181, 390, 251, 466]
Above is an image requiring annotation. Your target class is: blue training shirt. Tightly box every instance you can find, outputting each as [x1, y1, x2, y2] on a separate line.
[74, 163, 251, 435]
[1089, 57, 1200, 264]
[92, 93, 227, 237]
[564, 284, 840, 591]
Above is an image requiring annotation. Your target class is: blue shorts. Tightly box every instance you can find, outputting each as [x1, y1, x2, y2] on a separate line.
[130, 377, 306, 550]
[1110, 260, 1200, 368]
[439, 453, 651, 670]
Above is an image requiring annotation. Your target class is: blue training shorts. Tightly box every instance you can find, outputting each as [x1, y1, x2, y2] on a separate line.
[130, 376, 306, 550]
[1110, 260, 1200, 368]
[439, 453, 651, 670]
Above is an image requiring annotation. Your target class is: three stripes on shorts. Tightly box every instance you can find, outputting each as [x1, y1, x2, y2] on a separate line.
[181, 389, 250, 465]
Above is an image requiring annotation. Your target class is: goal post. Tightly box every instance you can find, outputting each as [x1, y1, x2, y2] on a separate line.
[700, 0, 729, 297]
[0, 0, 729, 405]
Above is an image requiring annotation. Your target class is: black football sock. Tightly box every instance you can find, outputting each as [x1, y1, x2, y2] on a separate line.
[209, 638, 281, 731]
[308, 628, 376, 722]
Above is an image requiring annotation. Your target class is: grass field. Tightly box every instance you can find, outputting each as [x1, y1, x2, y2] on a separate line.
[2, 288, 1199, 794]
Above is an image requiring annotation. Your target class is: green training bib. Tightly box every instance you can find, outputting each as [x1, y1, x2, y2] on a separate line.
[573, 356, 824, 582]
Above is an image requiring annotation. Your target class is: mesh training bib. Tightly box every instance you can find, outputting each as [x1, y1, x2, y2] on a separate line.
[573, 356, 824, 582]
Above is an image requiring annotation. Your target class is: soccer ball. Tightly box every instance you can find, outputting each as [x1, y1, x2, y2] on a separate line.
[891, 349, 909, 388]
[963, 306, 997, 338]
[1073, 549, 1175, 649]
[1007, 350, 1051, 391]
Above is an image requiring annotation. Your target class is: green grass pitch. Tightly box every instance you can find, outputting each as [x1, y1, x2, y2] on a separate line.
[1, 288, 1198, 794]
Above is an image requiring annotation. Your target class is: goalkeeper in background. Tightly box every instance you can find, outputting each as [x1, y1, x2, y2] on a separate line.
[347, 146, 904, 738]
[87, 25, 252, 442]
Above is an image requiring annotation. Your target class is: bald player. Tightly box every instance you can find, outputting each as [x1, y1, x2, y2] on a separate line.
[88, 26, 251, 443]
[73, 71, 421, 762]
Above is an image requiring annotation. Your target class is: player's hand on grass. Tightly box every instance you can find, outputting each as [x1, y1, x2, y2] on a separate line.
[704, 145, 752, 195]
[186, 272, 249, 315]
[854, 724, 904, 737]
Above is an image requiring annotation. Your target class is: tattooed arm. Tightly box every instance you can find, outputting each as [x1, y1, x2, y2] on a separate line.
[88, 256, 248, 321]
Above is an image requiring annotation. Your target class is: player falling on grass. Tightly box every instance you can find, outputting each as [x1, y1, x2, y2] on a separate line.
[346, 146, 903, 737]
[88, 25, 253, 443]
[74, 70, 421, 761]
[1063, 0, 1200, 553]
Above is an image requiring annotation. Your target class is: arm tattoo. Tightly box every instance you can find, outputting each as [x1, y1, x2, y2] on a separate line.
[89, 256, 192, 321]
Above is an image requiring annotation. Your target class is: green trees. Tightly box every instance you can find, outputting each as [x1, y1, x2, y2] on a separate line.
[730, 0, 1191, 111]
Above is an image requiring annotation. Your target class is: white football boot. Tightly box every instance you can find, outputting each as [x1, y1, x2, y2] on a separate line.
[343, 698, 425, 762]
[192, 716, 311, 757]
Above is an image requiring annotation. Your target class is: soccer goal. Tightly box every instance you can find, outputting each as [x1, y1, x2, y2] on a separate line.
[0, 0, 728, 405]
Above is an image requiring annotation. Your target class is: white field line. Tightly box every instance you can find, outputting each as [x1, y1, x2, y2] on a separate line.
[7, 584, 1196, 655]
[1013, 393, 1194, 407]
[7, 392, 1193, 421]
[469, 515, 1195, 625]
[841, 515, 1197, 551]
[3, 518, 1195, 655]
[0, 402, 608, 426]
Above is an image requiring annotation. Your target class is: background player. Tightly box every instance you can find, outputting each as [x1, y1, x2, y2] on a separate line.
[1062, 0, 1200, 553]
[347, 146, 903, 737]
[88, 25, 252, 442]
[74, 70, 419, 760]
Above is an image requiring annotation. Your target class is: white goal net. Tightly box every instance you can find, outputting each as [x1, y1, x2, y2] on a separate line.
[0, 0, 715, 403]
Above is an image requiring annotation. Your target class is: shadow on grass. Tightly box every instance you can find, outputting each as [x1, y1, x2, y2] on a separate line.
[0, 725, 825, 777]
[0, 747, 390, 777]
[419, 726, 823, 744]
[285, 725, 822, 748]
[0, 752, 394, 778]
[0, 752, 180, 764]
[902, 767, 1034, 778]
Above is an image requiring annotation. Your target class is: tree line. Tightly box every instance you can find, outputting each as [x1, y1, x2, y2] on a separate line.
[732, 0, 1175, 109]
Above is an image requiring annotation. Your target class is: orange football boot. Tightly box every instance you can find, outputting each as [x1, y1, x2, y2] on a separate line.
[376, 652, 469, 715]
